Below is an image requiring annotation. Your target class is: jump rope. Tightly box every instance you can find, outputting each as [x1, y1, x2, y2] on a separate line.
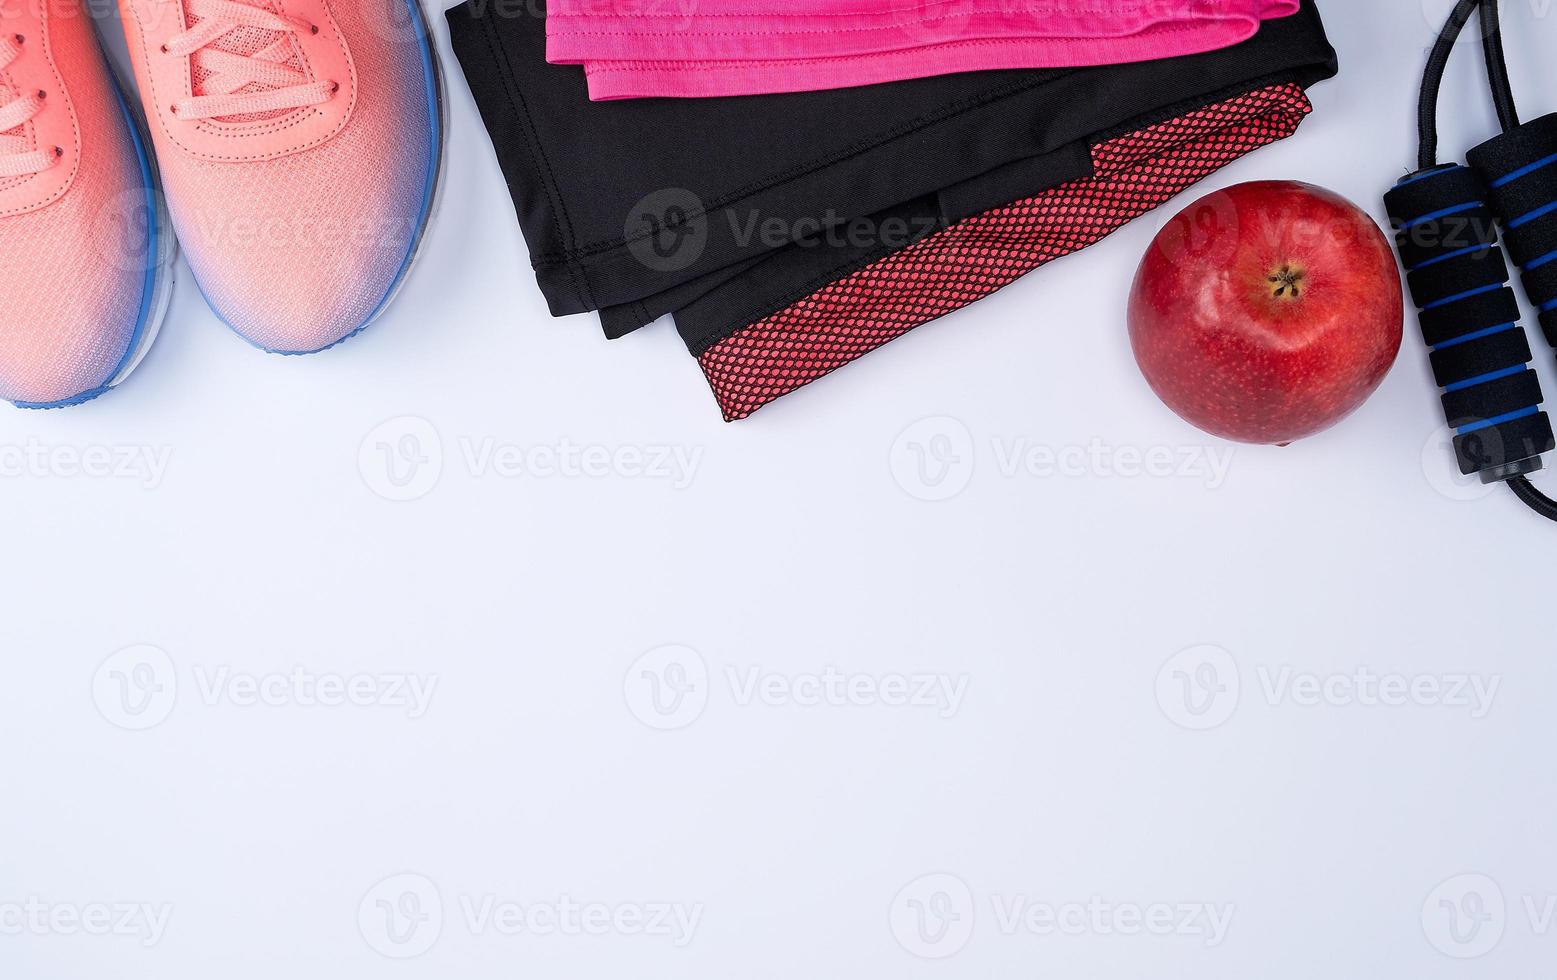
[1384, 0, 1557, 521]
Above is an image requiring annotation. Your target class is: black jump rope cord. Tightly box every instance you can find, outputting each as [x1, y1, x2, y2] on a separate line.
[1417, 0, 1481, 170]
[1417, 0, 1517, 168]
[1480, 0, 1521, 134]
[1412, 0, 1557, 520]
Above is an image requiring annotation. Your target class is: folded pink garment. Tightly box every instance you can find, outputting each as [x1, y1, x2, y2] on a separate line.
[547, 0, 1301, 100]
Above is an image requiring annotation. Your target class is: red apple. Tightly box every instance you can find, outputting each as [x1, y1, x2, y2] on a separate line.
[1128, 180, 1403, 445]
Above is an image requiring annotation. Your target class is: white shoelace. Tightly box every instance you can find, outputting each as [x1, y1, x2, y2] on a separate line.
[165, 0, 334, 121]
[0, 33, 55, 178]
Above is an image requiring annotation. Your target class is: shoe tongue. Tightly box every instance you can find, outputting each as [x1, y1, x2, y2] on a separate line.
[183, 0, 306, 123]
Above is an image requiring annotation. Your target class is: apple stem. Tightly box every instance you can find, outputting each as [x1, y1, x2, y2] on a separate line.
[1268, 265, 1306, 299]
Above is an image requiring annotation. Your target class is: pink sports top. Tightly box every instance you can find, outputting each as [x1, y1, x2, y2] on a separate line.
[547, 0, 1301, 100]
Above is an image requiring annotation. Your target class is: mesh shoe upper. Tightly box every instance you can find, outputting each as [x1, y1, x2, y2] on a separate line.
[118, 0, 439, 353]
[0, 0, 154, 406]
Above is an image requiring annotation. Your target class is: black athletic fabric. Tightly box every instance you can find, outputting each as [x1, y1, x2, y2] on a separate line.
[446, 0, 1337, 348]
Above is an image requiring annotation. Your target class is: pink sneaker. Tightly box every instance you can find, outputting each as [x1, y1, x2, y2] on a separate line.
[0, 0, 172, 408]
[117, 0, 444, 353]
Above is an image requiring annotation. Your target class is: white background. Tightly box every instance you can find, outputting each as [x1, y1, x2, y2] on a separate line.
[3, 0, 1555, 976]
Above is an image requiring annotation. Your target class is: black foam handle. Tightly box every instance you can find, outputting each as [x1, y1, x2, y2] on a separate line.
[1385, 164, 1553, 478]
[1418, 285, 1521, 347]
[1528, 260, 1557, 347]
[1388, 166, 1502, 270]
[1428, 327, 1530, 388]
[1455, 411, 1557, 476]
[1404, 244, 1508, 307]
[1501, 210, 1557, 270]
[1469, 115, 1557, 345]
[1442, 368, 1543, 425]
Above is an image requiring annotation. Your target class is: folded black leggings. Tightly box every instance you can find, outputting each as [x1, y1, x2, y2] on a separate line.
[448, 0, 1338, 418]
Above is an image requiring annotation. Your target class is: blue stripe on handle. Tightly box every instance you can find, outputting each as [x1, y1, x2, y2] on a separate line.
[1491, 151, 1557, 188]
[1423, 283, 1506, 310]
[1432, 321, 1517, 350]
[1398, 201, 1484, 230]
[1541, 297, 1557, 313]
[1443, 364, 1527, 393]
[1526, 249, 1557, 272]
[1409, 243, 1489, 272]
[1458, 405, 1541, 434]
[1396, 165, 1464, 189]
[1509, 200, 1557, 230]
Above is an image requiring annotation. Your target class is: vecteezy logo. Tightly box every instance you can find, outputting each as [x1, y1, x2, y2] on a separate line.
[1417, 0, 1498, 49]
[1155, 645, 1240, 731]
[1421, 425, 1498, 503]
[358, 416, 443, 502]
[625, 189, 708, 273]
[359, 873, 444, 959]
[889, 873, 974, 959]
[1422, 874, 1505, 959]
[624, 645, 709, 730]
[363, 0, 429, 43]
[91, 186, 170, 274]
[890, 417, 976, 502]
[1150, 186, 1241, 267]
[92, 645, 178, 731]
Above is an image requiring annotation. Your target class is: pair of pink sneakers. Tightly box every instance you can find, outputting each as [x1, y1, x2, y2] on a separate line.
[0, 0, 443, 408]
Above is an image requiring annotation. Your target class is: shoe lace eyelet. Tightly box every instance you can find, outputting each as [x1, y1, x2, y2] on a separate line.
[36, 90, 45, 100]
[159, 43, 169, 54]
[328, 80, 339, 94]
[13, 34, 23, 45]
[309, 24, 319, 35]
[52, 146, 62, 158]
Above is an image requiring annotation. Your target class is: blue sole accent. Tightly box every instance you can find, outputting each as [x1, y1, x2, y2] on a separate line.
[1444, 364, 1527, 393]
[204, 0, 444, 357]
[13, 385, 115, 410]
[1398, 201, 1483, 231]
[12, 62, 162, 410]
[1491, 151, 1557, 188]
[1458, 405, 1540, 435]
